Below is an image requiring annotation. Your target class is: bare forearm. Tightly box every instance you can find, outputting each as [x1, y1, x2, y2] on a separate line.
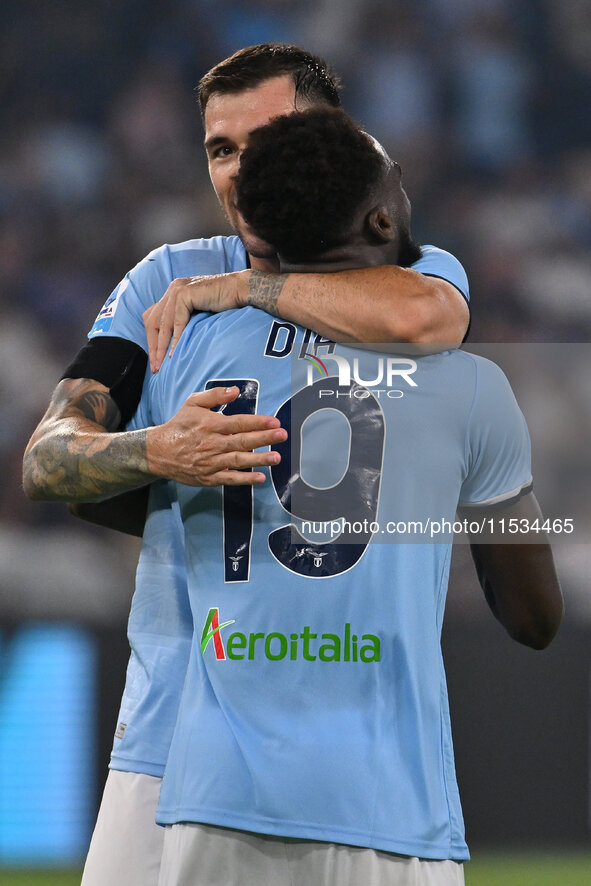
[470, 542, 563, 649]
[247, 266, 469, 344]
[24, 421, 152, 502]
[24, 379, 288, 501]
[464, 495, 563, 649]
[23, 379, 153, 502]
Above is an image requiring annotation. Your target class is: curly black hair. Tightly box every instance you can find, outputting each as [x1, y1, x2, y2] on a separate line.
[235, 108, 385, 263]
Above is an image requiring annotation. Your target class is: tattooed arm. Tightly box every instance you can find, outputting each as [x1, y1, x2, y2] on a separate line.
[23, 379, 287, 502]
[23, 378, 152, 501]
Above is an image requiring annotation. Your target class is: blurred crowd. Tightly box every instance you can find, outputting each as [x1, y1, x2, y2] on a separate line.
[1, 0, 590, 622]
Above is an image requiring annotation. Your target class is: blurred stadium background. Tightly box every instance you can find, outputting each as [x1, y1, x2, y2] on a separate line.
[1, 0, 590, 882]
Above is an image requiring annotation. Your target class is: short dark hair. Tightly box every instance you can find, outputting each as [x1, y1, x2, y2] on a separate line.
[197, 43, 341, 117]
[235, 107, 385, 263]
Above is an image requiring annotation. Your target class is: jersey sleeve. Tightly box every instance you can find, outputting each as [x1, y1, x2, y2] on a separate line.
[412, 245, 470, 304]
[459, 357, 532, 508]
[87, 244, 174, 352]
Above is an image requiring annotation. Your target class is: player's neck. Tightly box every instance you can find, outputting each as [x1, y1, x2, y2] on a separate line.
[248, 254, 280, 273]
[279, 243, 394, 274]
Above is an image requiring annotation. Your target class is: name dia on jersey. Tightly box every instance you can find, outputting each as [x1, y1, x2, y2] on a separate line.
[201, 608, 381, 663]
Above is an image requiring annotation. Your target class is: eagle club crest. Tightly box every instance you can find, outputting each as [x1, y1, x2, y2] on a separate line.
[304, 547, 328, 569]
[229, 554, 243, 573]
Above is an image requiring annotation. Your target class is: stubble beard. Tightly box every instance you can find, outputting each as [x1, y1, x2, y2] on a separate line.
[225, 203, 277, 260]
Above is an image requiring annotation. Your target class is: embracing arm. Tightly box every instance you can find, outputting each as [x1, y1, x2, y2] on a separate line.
[23, 378, 286, 503]
[22, 378, 148, 502]
[244, 267, 468, 345]
[146, 266, 469, 371]
[462, 493, 564, 650]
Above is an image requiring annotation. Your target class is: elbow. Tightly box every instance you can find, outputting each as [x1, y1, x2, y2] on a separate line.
[506, 604, 564, 651]
[403, 280, 469, 346]
[509, 626, 555, 651]
[22, 439, 43, 500]
[390, 306, 466, 348]
[383, 299, 434, 344]
[22, 447, 60, 502]
[23, 485, 41, 502]
[22, 464, 44, 501]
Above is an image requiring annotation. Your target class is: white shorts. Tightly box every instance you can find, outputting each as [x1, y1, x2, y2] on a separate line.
[158, 822, 465, 886]
[81, 769, 164, 886]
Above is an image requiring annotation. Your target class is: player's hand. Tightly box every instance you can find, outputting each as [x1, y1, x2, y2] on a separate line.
[146, 385, 286, 486]
[144, 271, 251, 373]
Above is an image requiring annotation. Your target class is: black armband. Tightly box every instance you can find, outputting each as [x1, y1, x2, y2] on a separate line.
[60, 337, 148, 426]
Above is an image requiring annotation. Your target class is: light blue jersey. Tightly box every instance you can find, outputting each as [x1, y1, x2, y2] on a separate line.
[108, 480, 191, 775]
[92, 237, 247, 774]
[88, 236, 249, 349]
[90, 238, 470, 776]
[136, 303, 529, 861]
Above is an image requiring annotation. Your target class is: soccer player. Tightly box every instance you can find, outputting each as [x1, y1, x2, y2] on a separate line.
[23, 44, 470, 885]
[134, 108, 562, 885]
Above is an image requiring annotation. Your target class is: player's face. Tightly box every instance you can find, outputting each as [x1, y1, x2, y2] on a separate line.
[204, 75, 299, 267]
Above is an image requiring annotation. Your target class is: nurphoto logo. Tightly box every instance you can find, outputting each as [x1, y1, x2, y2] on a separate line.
[303, 352, 418, 398]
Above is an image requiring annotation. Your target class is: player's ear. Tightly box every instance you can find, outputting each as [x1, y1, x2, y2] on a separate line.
[366, 206, 395, 244]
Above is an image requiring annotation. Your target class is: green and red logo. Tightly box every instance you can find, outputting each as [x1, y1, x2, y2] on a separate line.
[200, 607, 381, 663]
[200, 608, 236, 660]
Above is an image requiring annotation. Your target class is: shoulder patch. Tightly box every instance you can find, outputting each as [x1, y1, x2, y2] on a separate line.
[90, 278, 130, 335]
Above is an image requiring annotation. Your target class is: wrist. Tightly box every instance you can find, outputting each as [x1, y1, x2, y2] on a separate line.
[144, 425, 169, 480]
[246, 270, 286, 317]
[236, 269, 251, 308]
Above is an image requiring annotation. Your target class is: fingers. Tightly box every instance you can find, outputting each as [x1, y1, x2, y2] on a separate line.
[174, 443, 284, 488]
[168, 290, 195, 361]
[155, 387, 288, 488]
[204, 448, 282, 487]
[144, 302, 165, 373]
[199, 428, 287, 488]
[185, 386, 242, 410]
[223, 427, 287, 452]
[154, 293, 178, 371]
[157, 278, 201, 368]
[147, 274, 246, 370]
[216, 447, 281, 473]
[185, 389, 284, 435]
[146, 278, 193, 372]
[214, 470, 267, 486]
